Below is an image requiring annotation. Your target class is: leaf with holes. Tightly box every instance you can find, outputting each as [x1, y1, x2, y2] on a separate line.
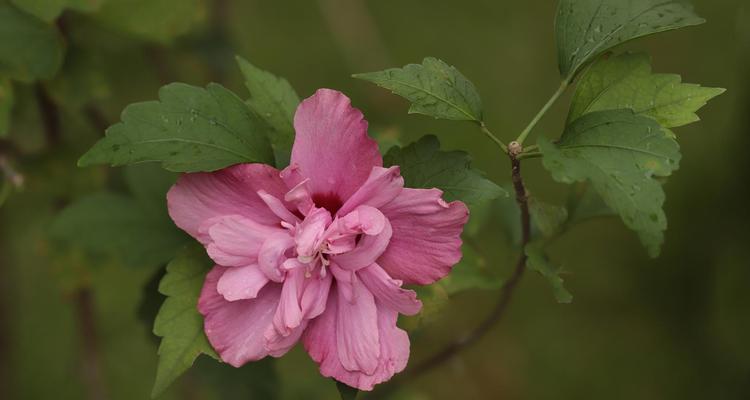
[384, 135, 506, 207]
[353, 57, 483, 122]
[237, 56, 300, 168]
[152, 244, 218, 398]
[556, 0, 704, 80]
[539, 109, 681, 257]
[569, 52, 724, 128]
[78, 83, 274, 172]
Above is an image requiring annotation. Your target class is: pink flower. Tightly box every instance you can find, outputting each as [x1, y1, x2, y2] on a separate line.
[167, 89, 469, 390]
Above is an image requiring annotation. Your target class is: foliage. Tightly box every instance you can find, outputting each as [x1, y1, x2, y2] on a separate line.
[354, 57, 483, 122]
[539, 110, 681, 257]
[152, 244, 218, 398]
[78, 83, 275, 172]
[0, 0, 731, 398]
[383, 135, 507, 207]
[237, 56, 300, 168]
[555, 0, 705, 80]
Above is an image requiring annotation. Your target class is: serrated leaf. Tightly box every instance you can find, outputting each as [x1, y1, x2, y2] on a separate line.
[0, 1, 64, 81]
[0, 78, 12, 136]
[335, 381, 359, 400]
[539, 109, 681, 257]
[556, 0, 705, 80]
[152, 244, 218, 398]
[11, 0, 102, 22]
[569, 52, 725, 127]
[236, 56, 300, 168]
[78, 82, 274, 172]
[50, 192, 189, 268]
[529, 198, 569, 237]
[353, 57, 483, 122]
[525, 242, 572, 303]
[93, 0, 204, 44]
[384, 135, 506, 207]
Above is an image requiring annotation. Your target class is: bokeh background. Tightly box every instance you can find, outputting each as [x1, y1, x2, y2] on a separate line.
[1, 0, 748, 399]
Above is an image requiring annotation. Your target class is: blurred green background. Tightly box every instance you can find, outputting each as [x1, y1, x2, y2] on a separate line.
[1, 0, 748, 399]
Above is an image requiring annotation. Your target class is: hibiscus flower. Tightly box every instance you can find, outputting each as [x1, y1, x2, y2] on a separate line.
[167, 88, 468, 390]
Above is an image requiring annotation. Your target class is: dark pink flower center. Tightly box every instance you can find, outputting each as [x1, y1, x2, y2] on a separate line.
[311, 192, 343, 215]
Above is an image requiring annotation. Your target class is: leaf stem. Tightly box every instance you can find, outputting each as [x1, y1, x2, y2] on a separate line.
[367, 155, 531, 399]
[480, 122, 508, 153]
[517, 151, 543, 160]
[515, 80, 569, 145]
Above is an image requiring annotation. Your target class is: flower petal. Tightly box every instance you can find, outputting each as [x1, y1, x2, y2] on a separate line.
[257, 190, 300, 225]
[358, 263, 422, 316]
[216, 264, 270, 301]
[265, 321, 307, 357]
[294, 207, 332, 262]
[332, 216, 392, 271]
[303, 294, 410, 391]
[377, 188, 469, 285]
[258, 233, 294, 282]
[337, 166, 403, 216]
[291, 89, 382, 202]
[336, 276, 380, 375]
[205, 215, 285, 267]
[301, 272, 333, 319]
[273, 268, 305, 336]
[198, 266, 282, 367]
[167, 164, 288, 243]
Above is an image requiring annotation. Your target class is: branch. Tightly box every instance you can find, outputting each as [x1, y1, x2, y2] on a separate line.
[368, 153, 532, 399]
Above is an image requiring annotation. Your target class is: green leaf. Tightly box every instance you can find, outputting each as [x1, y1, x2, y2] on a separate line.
[50, 192, 189, 268]
[78, 83, 274, 172]
[93, 0, 204, 44]
[11, 0, 102, 22]
[152, 244, 218, 398]
[539, 109, 681, 257]
[384, 135, 506, 207]
[529, 198, 569, 237]
[0, 78, 12, 136]
[525, 242, 572, 303]
[236, 56, 300, 168]
[556, 0, 705, 80]
[569, 52, 725, 127]
[353, 57, 483, 122]
[335, 380, 359, 400]
[0, 1, 64, 81]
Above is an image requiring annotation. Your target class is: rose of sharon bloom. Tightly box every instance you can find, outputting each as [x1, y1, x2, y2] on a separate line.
[167, 89, 469, 390]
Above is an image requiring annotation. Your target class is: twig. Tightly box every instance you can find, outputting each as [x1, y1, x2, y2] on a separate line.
[369, 154, 532, 398]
